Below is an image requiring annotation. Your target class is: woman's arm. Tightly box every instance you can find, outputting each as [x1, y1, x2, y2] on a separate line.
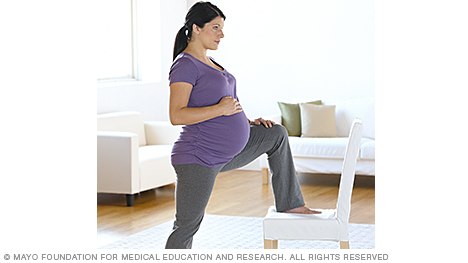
[169, 82, 243, 125]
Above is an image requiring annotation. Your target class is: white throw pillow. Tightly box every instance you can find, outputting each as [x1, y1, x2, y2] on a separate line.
[299, 104, 337, 137]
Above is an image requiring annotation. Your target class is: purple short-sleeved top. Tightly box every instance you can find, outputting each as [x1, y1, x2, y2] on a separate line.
[169, 52, 250, 167]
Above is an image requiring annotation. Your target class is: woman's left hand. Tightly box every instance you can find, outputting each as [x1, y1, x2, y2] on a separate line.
[249, 117, 275, 128]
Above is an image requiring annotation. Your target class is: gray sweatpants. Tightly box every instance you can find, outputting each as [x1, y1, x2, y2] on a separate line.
[165, 124, 305, 249]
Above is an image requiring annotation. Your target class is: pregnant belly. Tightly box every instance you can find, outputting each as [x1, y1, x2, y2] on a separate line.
[173, 111, 250, 166]
[197, 112, 250, 157]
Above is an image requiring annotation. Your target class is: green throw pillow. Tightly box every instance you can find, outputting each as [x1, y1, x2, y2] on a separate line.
[278, 100, 322, 136]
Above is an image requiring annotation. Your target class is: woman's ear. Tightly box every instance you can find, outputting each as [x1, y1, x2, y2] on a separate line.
[192, 24, 201, 35]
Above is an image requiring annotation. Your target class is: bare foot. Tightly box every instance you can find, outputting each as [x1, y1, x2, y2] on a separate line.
[286, 206, 321, 214]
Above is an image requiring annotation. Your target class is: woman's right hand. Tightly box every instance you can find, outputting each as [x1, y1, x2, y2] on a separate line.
[218, 96, 243, 116]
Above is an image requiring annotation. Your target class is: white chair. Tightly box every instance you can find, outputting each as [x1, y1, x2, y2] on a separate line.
[263, 119, 363, 249]
[97, 111, 181, 206]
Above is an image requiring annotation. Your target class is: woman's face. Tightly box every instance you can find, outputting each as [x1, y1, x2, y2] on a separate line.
[196, 16, 225, 50]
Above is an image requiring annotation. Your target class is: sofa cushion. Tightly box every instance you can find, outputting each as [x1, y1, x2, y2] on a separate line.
[360, 140, 375, 160]
[138, 145, 175, 191]
[288, 137, 375, 160]
[278, 100, 322, 137]
[138, 144, 172, 162]
[300, 104, 337, 137]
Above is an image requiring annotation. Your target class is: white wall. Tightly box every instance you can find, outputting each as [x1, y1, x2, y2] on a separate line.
[98, 0, 374, 121]
[212, 0, 374, 118]
[97, 0, 187, 121]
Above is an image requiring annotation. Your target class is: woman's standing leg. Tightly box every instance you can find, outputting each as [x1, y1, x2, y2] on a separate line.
[221, 124, 305, 212]
[165, 164, 221, 249]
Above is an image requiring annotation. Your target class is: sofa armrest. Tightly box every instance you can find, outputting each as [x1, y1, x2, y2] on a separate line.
[97, 131, 139, 194]
[144, 121, 182, 145]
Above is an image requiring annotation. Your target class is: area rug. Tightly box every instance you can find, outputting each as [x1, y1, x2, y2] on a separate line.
[102, 215, 375, 249]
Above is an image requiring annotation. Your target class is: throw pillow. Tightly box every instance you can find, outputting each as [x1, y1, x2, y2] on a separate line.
[299, 103, 337, 137]
[277, 100, 322, 136]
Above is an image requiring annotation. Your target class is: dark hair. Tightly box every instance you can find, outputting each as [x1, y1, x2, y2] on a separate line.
[173, 1, 226, 60]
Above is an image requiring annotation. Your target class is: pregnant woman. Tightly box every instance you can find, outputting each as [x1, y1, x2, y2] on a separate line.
[165, 1, 319, 249]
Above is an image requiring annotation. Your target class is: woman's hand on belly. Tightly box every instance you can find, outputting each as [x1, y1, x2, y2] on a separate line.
[170, 83, 241, 125]
[217, 96, 243, 116]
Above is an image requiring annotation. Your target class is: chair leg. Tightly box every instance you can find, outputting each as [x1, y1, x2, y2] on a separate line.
[340, 241, 350, 249]
[264, 239, 278, 249]
[262, 168, 270, 185]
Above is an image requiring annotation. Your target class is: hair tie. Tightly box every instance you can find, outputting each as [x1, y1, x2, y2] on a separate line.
[183, 23, 191, 38]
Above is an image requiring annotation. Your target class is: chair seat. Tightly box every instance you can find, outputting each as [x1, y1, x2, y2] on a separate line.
[263, 206, 347, 241]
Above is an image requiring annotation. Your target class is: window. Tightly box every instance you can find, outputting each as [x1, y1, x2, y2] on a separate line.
[97, 0, 160, 83]
[96, 0, 134, 81]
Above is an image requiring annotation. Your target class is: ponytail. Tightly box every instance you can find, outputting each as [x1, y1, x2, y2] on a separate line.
[173, 25, 191, 60]
[172, 1, 226, 61]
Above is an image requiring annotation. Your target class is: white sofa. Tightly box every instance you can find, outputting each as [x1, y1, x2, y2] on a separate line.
[97, 111, 181, 206]
[260, 98, 375, 183]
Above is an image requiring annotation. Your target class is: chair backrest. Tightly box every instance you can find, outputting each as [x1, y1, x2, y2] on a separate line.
[97, 111, 147, 146]
[336, 118, 363, 223]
